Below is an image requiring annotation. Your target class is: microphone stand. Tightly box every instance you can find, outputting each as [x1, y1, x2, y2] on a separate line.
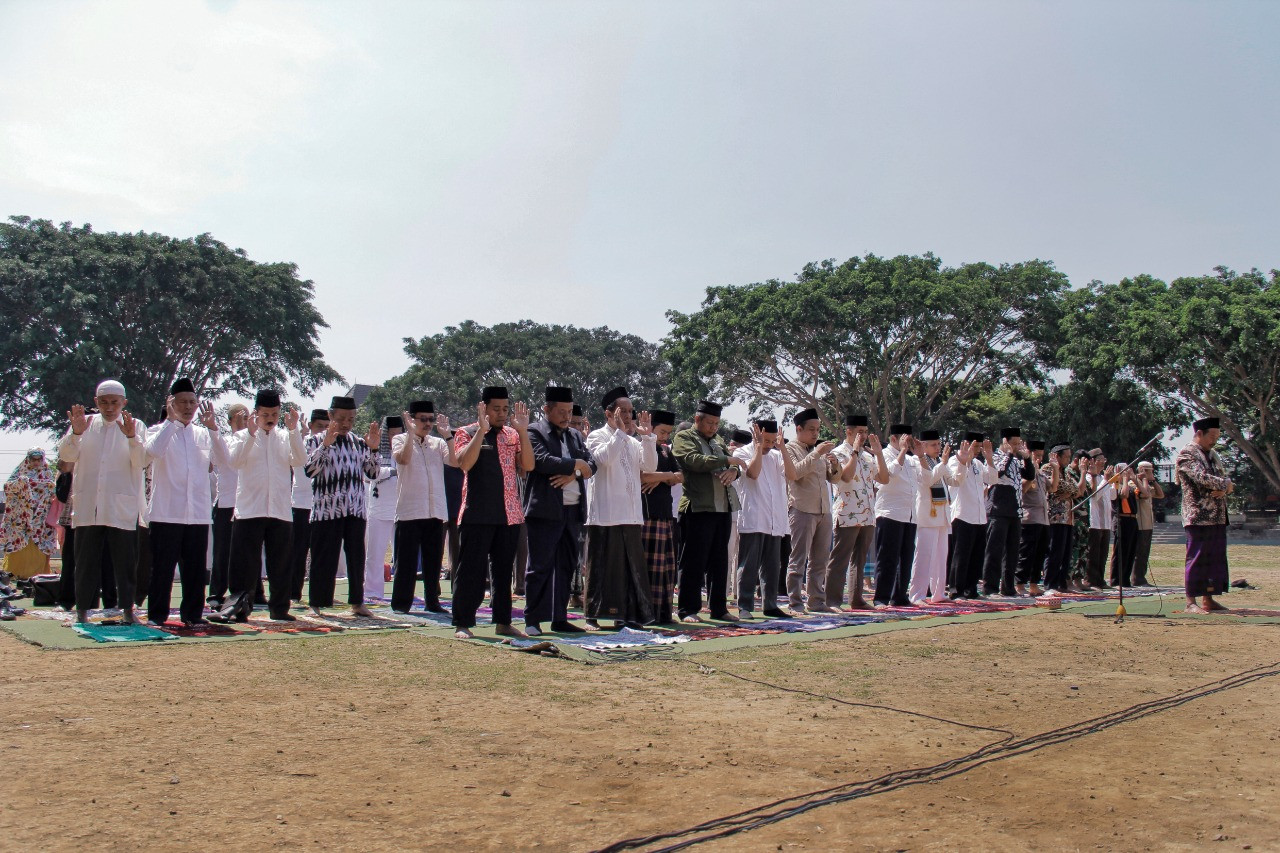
[1070, 431, 1166, 621]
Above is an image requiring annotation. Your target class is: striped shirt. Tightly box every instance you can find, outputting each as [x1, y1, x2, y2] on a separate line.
[304, 433, 380, 522]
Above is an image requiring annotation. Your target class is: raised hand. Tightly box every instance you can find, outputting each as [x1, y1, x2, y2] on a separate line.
[851, 431, 865, 453]
[436, 414, 451, 437]
[248, 411, 260, 436]
[321, 419, 338, 447]
[165, 395, 179, 421]
[815, 440, 834, 457]
[402, 411, 416, 437]
[199, 401, 217, 430]
[119, 411, 136, 438]
[635, 410, 653, 436]
[364, 420, 381, 450]
[68, 404, 89, 435]
[941, 443, 952, 464]
[476, 402, 490, 434]
[775, 432, 786, 450]
[867, 433, 882, 453]
[982, 439, 994, 458]
[284, 407, 299, 431]
[510, 402, 530, 431]
[956, 439, 971, 464]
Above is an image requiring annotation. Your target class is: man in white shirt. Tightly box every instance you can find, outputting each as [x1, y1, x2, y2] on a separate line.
[733, 420, 794, 618]
[211, 390, 306, 622]
[907, 431, 965, 605]
[584, 387, 658, 629]
[208, 402, 248, 609]
[363, 415, 402, 602]
[143, 378, 230, 626]
[288, 409, 328, 601]
[873, 424, 922, 608]
[947, 432, 998, 599]
[1083, 448, 1117, 589]
[58, 379, 147, 624]
[826, 414, 889, 609]
[390, 400, 457, 614]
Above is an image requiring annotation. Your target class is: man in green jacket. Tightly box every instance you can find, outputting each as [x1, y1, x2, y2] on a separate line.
[673, 400, 745, 623]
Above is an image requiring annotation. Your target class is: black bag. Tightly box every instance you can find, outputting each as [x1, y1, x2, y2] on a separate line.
[31, 575, 63, 607]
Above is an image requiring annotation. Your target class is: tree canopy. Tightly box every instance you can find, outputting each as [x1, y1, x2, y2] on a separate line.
[0, 216, 341, 431]
[663, 253, 1068, 434]
[361, 320, 684, 426]
[1060, 266, 1280, 492]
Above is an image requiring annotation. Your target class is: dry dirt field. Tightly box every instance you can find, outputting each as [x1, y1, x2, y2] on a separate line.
[2, 544, 1279, 852]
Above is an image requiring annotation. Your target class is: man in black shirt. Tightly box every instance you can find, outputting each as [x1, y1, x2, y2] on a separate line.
[640, 410, 683, 623]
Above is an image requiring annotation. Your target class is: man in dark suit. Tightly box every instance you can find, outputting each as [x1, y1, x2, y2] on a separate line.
[523, 386, 596, 635]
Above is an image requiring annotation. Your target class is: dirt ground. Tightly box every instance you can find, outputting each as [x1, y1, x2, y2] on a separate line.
[2, 544, 1279, 852]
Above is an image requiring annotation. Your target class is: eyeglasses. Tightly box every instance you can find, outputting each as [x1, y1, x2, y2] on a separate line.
[415, 416, 436, 423]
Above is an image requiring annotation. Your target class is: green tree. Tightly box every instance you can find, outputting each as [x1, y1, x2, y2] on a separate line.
[1060, 267, 1280, 491]
[662, 253, 1068, 433]
[362, 320, 684, 427]
[0, 216, 341, 432]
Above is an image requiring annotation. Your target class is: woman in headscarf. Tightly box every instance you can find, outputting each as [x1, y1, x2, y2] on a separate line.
[1, 448, 58, 577]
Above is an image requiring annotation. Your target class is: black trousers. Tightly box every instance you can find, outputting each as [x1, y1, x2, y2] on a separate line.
[983, 515, 1021, 595]
[228, 516, 292, 616]
[57, 525, 78, 608]
[134, 526, 151, 608]
[677, 511, 732, 619]
[949, 519, 986, 598]
[289, 508, 312, 600]
[391, 517, 445, 611]
[1015, 523, 1049, 586]
[1085, 528, 1111, 587]
[209, 505, 234, 603]
[873, 517, 916, 606]
[309, 515, 367, 608]
[1132, 528, 1154, 585]
[1042, 523, 1074, 591]
[147, 522, 210, 624]
[453, 522, 519, 628]
[1109, 516, 1139, 586]
[73, 525, 136, 614]
[445, 520, 461, 579]
[523, 510, 583, 625]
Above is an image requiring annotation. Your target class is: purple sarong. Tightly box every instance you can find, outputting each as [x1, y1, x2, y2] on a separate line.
[1185, 524, 1228, 596]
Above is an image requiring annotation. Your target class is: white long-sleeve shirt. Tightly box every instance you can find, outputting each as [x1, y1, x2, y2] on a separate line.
[227, 427, 307, 522]
[948, 456, 999, 525]
[914, 456, 961, 529]
[732, 446, 789, 536]
[392, 433, 451, 522]
[58, 417, 146, 530]
[874, 451, 921, 523]
[585, 425, 657, 527]
[1086, 474, 1116, 530]
[144, 419, 230, 525]
[292, 428, 316, 511]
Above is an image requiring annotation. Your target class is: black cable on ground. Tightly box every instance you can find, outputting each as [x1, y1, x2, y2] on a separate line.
[589, 660, 1280, 853]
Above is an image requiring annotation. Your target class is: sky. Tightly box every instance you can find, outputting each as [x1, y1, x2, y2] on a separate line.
[1, 0, 1278, 459]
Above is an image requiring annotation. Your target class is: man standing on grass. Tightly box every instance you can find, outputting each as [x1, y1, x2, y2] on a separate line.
[1176, 416, 1234, 613]
[733, 419, 793, 619]
[451, 387, 535, 640]
[390, 401, 456, 614]
[785, 408, 841, 614]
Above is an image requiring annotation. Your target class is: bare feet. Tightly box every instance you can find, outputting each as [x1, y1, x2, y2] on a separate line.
[494, 623, 527, 638]
[1203, 597, 1230, 612]
[1183, 602, 1207, 614]
[1029, 584, 1043, 596]
[350, 604, 375, 618]
[454, 628, 474, 639]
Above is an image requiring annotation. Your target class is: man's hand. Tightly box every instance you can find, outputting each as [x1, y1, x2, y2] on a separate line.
[957, 439, 972, 465]
[549, 474, 575, 489]
[69, 404, 90, 436]
[165, 395, 179, 422]
[436, 414, 451, 437]
[119, 411, 136, 438]
[716, 469, 737, 486]
[364, 421, 381, 450]
[476, 402, 490, 434]
[199, 401, 218, 431]
[510, 402, 530, 432]
[867, 433, 882, 453]
[635, 410, 653, 436]
[402, 411, 417, 438]
[248, 411, 260, 437]
[284, 407, 299, 431]
[941, 443, 952, 464]
[574, 459, 593, 479]
[321, 420, 338, 447]
[982, 439, 994, 458]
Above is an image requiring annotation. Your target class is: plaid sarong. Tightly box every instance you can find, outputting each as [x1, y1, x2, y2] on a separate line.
[642, 518, 677, 620]
[1185, 523, 1229, 596]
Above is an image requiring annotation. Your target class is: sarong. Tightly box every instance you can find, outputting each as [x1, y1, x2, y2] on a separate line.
[584, 524, 655, 624]
[1185, 523, 1229, 596]
[641, 518, 677, 619]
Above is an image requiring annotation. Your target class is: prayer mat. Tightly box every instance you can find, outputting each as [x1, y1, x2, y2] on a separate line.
[71, 623, 178, 643]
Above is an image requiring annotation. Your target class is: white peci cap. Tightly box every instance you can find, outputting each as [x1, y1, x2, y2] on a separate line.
[95, 379, 126, 397]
